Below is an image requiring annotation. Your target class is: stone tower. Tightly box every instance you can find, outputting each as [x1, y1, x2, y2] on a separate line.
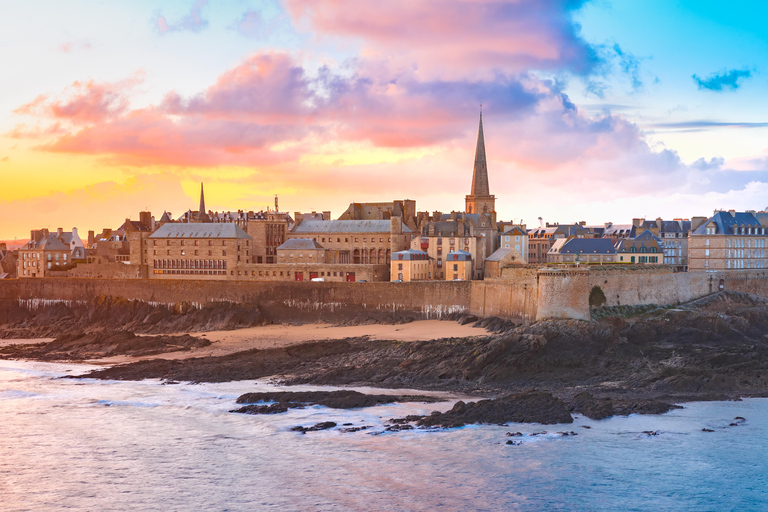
[465, 113, 495, 215]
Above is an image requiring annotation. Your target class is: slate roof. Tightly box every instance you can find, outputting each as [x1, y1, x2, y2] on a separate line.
[692, 211, 761, 235]
[486, 248, 513, 262]
[553, 238, 616, 255]
[149, 223, 252, 239]
[22, 234, 69, 251]
[392, 249, 429, 261]
[159, 211, 173, 222]
[277, 238, 324, 250]
[446, 250, 472, 261]
[602, 224, 635, 238]
[424, 221, 470, 237]
[503, 226, 526, 236]
[293, 220, 411, 234]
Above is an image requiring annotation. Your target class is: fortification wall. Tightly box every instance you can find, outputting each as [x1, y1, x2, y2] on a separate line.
[4, 267, 768, 324]
[470, 268, 538, 323]
[68, 263, 142, 279]
[1, 278, 471, 322]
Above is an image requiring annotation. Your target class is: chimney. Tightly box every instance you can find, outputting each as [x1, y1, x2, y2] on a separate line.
[294, 212, 304, 226]
[579, 221, 586, 226]
[88, 230, 95, 248]
[390, 216, 403, 235]
[605, 222, 613, 229]
[71, 228, 78, 245]
[655, 217, 663, 230]
[728, 209, 736, 216]
[322, 211, 331, 221]
[539, 217, 544, 229]
[450, 211, 458, 221]
[691, 216, 707, 231]
[140, 211, 152, 229]
[57, 227, 63, 237]
[632, 218, 643, 228]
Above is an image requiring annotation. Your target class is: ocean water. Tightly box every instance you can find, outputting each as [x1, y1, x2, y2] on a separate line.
[1, 360, 767, 512]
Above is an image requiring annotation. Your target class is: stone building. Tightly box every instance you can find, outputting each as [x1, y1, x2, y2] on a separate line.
[0, 243, 17, 278]
[499, 226, 528, 263]
[289, 218, 411, 265]
[148, 223, 252, 279]
[338, 200, 417, 231]
[411, 213, 488, 279]
[207, 210, 292, 264]
[444, 250, 473, 280]
[614, 230, 662, 264]
[391, 249, 433, 282]
[527, 224, 579, 264]
[689, 210, 768, 272]
[547, 238, 617, 264]
[629, 217, 699, 269]
[18, 231, 73, 277]
[276, 238, 325, 264]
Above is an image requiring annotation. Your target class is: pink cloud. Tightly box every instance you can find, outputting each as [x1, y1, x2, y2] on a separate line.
[285, 0, 597, 78]
[14, 73, 144, 125]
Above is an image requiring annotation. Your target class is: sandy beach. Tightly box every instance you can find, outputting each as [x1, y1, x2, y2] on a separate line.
[0, 320, 484, 364]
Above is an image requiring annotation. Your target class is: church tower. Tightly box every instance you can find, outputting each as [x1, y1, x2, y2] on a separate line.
[465, 112, 496, 216]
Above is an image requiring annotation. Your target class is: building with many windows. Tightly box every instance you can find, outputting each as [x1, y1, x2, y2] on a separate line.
[547, 238, 617, 264]
[689, 210, 768, 272]
[614, 230, 662, 264]
[148, 223, 252, 278]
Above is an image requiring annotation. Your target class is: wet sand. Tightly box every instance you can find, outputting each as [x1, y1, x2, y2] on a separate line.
[42, 320, 487, 364]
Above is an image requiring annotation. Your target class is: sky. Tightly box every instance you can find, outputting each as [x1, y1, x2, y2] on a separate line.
[2, 0, 768, 239]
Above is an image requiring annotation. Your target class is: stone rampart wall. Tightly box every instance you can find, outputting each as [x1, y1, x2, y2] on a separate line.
[4, 267, 768, 324]
[0, 278, 471, 322]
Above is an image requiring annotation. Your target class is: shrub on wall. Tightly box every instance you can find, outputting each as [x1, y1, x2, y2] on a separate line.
[589, 285, 607, 307]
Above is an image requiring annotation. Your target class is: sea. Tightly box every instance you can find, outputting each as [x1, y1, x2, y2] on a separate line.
[1, 360, 767, 512]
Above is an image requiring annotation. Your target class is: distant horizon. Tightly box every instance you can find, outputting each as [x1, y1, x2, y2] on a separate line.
[3, 1, 768, 239]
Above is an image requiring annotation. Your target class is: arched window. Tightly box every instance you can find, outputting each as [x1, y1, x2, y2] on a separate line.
[353, 249, 360, 264]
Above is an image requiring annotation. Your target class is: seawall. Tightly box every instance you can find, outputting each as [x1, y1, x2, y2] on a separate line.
[0, 278, 472, 323]
[3, 268, 768, 324]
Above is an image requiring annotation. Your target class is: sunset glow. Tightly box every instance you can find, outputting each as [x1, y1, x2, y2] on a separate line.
[2, 0, 768, 238]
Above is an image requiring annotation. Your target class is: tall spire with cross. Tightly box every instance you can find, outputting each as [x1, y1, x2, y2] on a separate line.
[465, 111, 495, 216]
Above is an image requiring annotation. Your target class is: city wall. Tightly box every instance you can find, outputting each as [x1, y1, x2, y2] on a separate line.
[3, 267, 768, 324]
[0, 278, 471, 323]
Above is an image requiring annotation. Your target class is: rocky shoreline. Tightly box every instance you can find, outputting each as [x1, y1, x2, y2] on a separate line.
[2, 291, 768, 425]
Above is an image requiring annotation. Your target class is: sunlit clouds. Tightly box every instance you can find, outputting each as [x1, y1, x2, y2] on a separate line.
[2, 0, 768, 239]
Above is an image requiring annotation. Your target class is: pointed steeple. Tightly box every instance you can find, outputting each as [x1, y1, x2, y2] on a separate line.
[470, 112, 490, 196]
[199, 182, 206, 215]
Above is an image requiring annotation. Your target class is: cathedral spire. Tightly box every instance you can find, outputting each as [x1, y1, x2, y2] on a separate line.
[470, 112, 489, 196]
[465, 112, 495, 217]
[199, 182, 206, 215]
